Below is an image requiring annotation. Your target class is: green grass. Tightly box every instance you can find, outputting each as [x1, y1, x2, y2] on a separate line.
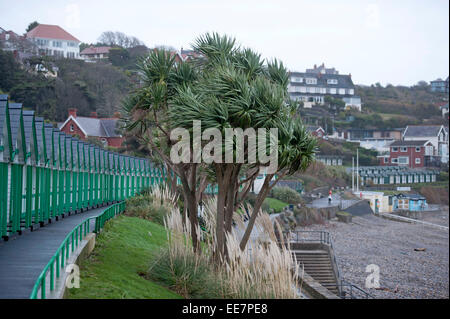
[66, 215, 182, 299]
[264, 197, 288, 213]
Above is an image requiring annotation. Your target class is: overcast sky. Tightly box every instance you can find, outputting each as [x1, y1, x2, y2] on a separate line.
[1, 0, 448, 86]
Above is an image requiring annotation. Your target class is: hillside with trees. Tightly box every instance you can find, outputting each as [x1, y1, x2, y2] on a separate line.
[0, 50, 131, 122]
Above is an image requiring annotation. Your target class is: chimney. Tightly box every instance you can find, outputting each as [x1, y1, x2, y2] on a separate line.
[349, 73, 352, 78]
[68, 108, 77, 118]
[90, 111, 98, 118]
[314, 64, 317, 69]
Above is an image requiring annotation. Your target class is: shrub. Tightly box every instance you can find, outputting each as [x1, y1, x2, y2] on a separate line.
[270, 186, 303, 204]
[148, 248, 221, 299]
[151, 198, 300, 299]
[125, 185, 178, 225]
[125, 195, 169, 225]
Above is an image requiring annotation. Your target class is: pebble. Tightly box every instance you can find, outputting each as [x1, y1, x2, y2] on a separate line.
[297, 209, 449, 299]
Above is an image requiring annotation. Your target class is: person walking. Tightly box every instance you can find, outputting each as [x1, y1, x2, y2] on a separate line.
[328, 189, 332, 205]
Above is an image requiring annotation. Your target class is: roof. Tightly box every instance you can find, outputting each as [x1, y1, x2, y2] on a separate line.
[397, 193, 426, 200]
[289, 72, 354, 89]
[62, 116, 121, 138]
[0, 30, 21, 41]
[80, 46, 111, 55]
[403, 125, 445, 138]
[306, 125, 324, 132]
[390, 140, 430, 147]
[26, 24, 80, 42]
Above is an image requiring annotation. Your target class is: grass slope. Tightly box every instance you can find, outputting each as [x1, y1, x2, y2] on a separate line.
[66, 215, 181, 299]
[264, 197, 288, 213]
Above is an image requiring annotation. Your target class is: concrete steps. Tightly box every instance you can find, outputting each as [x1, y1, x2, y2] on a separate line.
[293, 249, 339, 295]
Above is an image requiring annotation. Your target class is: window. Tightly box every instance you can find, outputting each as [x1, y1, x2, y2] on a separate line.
[349, 89, 354, 95]
[70, 124, 74, 132]
[53, 41, 62, 48]
[400, 147, 407, 152]
[415, 158, 421, 164]
[36, 38, 49, 46]
[338, 88, 345, 95]
[398, 157, 409, 164]
[327, 79, 338, 85]
[391, 158, 398, 163]
[384, 157, 389, 163]
[306, 78, 317, 85]
[329, 88, 337, 94]
[291, 76, 303, 83]
[392, 147, 398, 152]
[415, 147, 421, 152]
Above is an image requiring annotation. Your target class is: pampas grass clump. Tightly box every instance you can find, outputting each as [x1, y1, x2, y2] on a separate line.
[157, 196, 301, 299]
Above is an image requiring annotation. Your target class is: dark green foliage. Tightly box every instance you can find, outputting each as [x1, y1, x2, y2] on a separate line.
[26, 21, 39, 33]
[0, 50, 130, 122]
[125, 194, 170, 225]
[270, 186, 303, 204]
[108, 47, 130, 67]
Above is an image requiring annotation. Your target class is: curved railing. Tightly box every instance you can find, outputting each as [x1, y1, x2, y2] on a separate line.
[29, 202, 126, 299]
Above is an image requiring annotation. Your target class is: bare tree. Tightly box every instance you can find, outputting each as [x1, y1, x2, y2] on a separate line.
[98, 31, 144, 48]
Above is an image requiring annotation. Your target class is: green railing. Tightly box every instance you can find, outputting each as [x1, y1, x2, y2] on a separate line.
[29, 201, 126, 299]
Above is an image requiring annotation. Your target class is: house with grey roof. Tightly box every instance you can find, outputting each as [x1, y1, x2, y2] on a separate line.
[58, 108, 123, 148]
[430, 77, 449, 93]
[403, 125, 448, 164]
[288, 63, 361, 111]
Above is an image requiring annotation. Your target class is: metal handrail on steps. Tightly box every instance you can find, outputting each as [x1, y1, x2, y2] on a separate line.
[284, 230, 374, 299]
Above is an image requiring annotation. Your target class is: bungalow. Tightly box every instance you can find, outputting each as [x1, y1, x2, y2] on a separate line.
[316, 155, 343, 166]
[59, 108, 124, 147]
[306, 126, 326, 139]
[347, 128, 403, 153]
[80, 46, 111, 60]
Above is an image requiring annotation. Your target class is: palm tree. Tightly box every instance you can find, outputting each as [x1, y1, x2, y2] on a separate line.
[123, 33, 316, 259]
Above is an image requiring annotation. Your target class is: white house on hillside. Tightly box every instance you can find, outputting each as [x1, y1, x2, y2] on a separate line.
[26, 24, 80, 59]
[288, 63, 362, 111]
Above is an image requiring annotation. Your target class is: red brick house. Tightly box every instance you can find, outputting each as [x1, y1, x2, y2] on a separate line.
[306, 126, 326, 139]
[59, 109, 124, 147]
[378, 140, 434, 168]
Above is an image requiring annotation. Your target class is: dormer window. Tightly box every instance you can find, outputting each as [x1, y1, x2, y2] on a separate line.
[327, 79, 338, 85]
[306, 78, 317, 85]
[291, 76, 303, 83]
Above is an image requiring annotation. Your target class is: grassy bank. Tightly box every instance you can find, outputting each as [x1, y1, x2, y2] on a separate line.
[264, 197, 288, 213]
[66, 215, 182, 299]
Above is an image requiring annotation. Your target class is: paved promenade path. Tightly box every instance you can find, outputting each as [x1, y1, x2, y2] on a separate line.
[308, 194, 359, 209]
[0, 206, 110, 299]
